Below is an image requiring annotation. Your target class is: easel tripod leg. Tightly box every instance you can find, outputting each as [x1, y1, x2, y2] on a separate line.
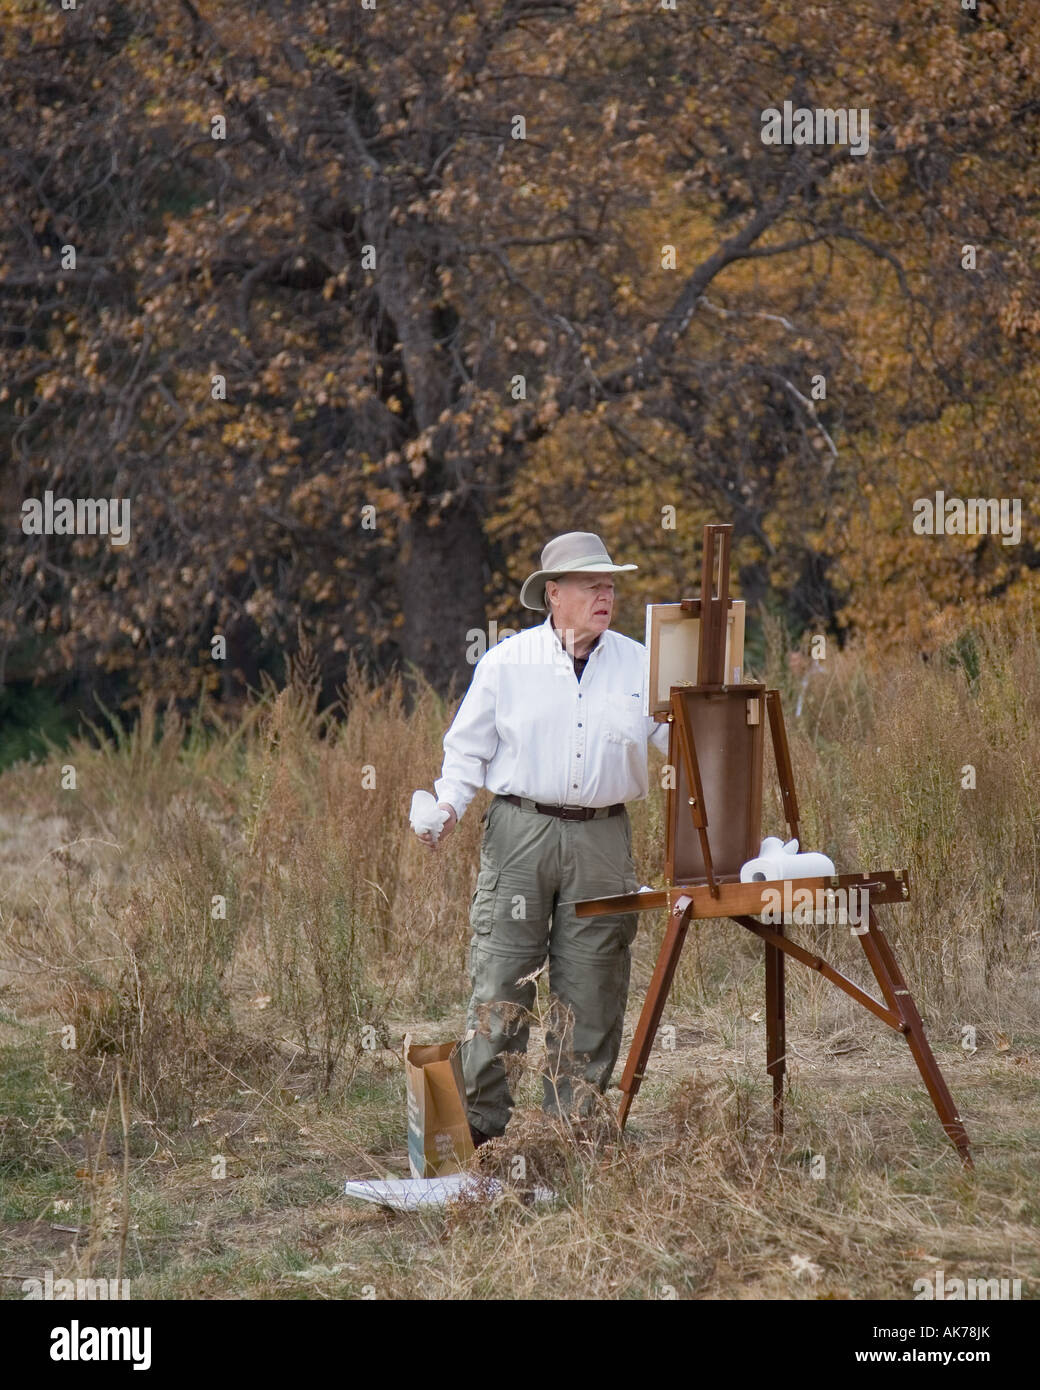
[617, 895, 695, 1128]
[764, 925, 786, 1136]
[763, 689, 796, 1137]
[860, 908, 973, 1168]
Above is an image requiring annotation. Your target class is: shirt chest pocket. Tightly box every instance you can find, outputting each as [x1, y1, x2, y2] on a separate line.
[603, 692, 645, 747]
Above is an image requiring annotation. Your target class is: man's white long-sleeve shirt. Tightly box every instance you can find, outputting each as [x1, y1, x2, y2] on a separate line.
[435, 614, 670, 820]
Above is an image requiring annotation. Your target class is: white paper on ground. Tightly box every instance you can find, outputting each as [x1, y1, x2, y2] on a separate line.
[343, 1175, 554, 1210]
[409, 789, 450, 841]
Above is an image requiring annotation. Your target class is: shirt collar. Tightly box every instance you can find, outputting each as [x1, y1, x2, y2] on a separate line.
[546, 614, 605, 658]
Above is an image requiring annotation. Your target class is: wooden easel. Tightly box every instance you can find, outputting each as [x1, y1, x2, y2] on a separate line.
[576, 524, 973, 1166]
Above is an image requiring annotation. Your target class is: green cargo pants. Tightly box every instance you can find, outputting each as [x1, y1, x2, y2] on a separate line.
[461, 794, 640, 1136]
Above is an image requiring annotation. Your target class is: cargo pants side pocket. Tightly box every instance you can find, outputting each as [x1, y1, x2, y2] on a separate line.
[469, 867, 500, 936]
[469, 797, 503, 937]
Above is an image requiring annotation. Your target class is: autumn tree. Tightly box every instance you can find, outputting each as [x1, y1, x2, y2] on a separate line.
[1, 0, 1036, 710]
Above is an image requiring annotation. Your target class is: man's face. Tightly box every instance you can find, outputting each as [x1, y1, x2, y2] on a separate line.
[548, 572, 615, 640]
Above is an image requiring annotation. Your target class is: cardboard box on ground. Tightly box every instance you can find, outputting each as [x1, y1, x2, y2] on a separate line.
[404, 1037, 475, 1178]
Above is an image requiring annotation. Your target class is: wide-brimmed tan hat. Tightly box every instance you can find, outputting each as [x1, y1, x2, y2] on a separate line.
[519, 531, 638, 611]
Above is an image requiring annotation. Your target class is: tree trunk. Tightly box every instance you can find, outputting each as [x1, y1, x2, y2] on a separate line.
[396, 496, 489, 698]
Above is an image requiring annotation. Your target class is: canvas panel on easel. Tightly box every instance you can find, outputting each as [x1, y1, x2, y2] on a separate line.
[643, 601, 745, 716]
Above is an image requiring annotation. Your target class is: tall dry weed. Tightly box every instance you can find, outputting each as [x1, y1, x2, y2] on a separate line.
[1, 614, 1037, 1132]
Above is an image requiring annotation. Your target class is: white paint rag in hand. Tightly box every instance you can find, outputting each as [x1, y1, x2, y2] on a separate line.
[410, 789, 450, 841]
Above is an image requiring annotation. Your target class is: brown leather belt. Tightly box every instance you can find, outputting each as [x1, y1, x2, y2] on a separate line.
[500, 794, 624, 821]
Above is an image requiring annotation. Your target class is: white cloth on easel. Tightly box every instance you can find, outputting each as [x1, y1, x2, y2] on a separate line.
[739, 837, 835, 883]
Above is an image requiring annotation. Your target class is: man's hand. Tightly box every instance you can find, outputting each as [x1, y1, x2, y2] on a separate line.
[418, 803, 457, 851]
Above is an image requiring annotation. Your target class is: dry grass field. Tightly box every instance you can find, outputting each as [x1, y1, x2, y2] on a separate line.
[1, 621, 1038, 1300]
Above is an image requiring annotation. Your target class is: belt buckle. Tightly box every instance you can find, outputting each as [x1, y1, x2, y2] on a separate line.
[559, 805, 584, 821]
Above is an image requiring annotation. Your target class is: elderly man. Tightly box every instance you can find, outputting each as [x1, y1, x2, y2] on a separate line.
[415, 532, 669, 1147]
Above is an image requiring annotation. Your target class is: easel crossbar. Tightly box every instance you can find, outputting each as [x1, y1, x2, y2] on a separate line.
[574, 869, 911, 919]
[730, 914, 903, 1030]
